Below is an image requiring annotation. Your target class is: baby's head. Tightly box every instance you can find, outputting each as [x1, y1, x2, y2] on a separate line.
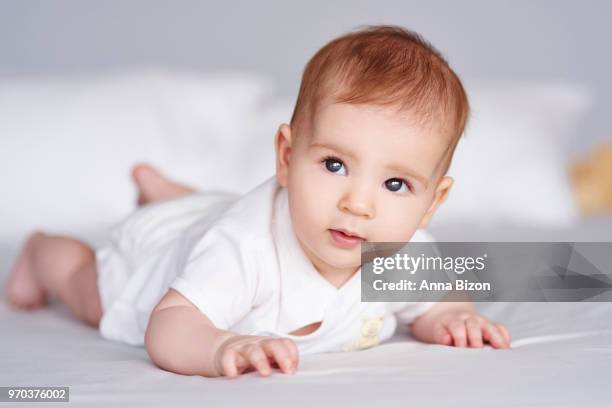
[274, 25, 469, 278]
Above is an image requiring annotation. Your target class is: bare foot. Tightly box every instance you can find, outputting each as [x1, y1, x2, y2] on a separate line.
[4, 232, 48, 310]
[132, 163, 196, 206]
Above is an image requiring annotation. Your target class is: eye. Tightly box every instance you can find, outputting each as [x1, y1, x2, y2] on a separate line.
[322, 156, 347, 175]
[384, 178, 412, 193]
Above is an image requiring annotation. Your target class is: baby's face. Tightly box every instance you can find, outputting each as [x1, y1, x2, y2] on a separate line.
[275, 102, 453, 278]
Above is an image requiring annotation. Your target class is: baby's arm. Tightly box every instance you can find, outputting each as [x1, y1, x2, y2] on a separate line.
[409, 301, 511, 349]
[144, 289, 298, 378]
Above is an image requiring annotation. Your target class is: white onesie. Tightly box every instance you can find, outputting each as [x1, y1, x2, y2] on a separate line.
[95, 175, 437, 355]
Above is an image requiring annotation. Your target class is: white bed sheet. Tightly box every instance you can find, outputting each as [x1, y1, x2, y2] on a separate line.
[1, 298, 611, 407]
[2, 218, 611, 407]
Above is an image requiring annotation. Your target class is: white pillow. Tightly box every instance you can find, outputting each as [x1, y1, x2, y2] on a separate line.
[0, 74, 591, 252]
[429, 80, 592, 229]
[0, 70, 276, 245]
[142, 71, 279, 193]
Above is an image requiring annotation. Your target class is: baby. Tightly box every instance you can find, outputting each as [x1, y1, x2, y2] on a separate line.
[4, 25, 511, 379]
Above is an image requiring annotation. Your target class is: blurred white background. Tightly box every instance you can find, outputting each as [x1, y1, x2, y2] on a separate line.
[1, 0, 611, 280]
[1, 0, 610, 152]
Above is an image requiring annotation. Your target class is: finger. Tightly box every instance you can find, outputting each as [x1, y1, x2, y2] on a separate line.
[457, 312, 473, 321]
[432, 324, 453, 346]
[281, 338, 300, 369]
[220, 349, 239, 378]
[262, 340, 293, 374]
[495, 323, 511, 347]
[473, 314, 487, 326]
[466, 318, 484, 348]
[234, 353, 251, 375]
[482, 322, 507, 349]
[243, 344, 272, 376]
[447, 321, 467, 347]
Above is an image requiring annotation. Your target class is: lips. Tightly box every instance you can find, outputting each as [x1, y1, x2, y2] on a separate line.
[329, 228, 366, 249]
[333, 228, 366, 241]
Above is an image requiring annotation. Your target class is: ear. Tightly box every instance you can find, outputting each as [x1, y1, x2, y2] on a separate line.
[274, 123, 293, 187]
[417, 176, 453, 229]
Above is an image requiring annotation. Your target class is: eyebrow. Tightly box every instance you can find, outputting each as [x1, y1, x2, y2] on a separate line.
[310, 141, 430, 189]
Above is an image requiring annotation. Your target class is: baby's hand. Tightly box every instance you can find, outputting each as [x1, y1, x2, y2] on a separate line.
[213, 335, 299, 378]
[432, 311, 511, 349]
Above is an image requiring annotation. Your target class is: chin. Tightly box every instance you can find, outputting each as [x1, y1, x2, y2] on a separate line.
[318, 248, 362, 270]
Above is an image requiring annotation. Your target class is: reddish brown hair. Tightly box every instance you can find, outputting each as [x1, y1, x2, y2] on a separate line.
[290, 25, 469, 175]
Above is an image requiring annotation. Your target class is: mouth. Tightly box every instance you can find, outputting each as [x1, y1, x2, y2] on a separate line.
[329, 228, 366, 249]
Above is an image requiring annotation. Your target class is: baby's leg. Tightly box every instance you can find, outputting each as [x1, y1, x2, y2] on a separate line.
[4, 232, 102, 328]
[132, 163, 196, 206]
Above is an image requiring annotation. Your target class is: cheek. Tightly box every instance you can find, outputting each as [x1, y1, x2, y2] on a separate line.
[288, 179, 330, 238]
[289, 162, 340, 221]
[374, 198, 430, 240]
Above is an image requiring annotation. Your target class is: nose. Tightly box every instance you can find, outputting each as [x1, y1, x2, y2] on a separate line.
[338, 186, 376, 219]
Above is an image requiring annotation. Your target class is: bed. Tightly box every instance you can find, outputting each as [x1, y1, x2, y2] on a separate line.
[2, 217, 611, 407]
[1, 72, 610, 406]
